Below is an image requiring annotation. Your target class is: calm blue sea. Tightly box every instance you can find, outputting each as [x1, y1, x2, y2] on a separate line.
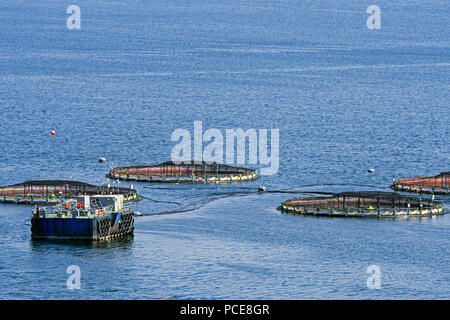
[0, 0, 449, 299]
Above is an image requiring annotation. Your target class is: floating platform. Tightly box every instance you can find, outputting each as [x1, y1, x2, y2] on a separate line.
[392, 172, 450, 195]
[31, 195, 134, 241]
[278, 191, 447, 218]
[0, 180, 141, 205]
[106, 161, 259, 183]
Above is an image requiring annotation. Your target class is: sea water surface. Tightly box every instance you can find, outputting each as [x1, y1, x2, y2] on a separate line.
[0, 0, 449, 299]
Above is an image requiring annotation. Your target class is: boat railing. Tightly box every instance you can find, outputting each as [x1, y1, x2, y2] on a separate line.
[33, 201, 132, 218]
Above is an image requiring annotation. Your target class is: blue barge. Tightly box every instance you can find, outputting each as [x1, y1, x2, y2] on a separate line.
[31, 195, 134, 241]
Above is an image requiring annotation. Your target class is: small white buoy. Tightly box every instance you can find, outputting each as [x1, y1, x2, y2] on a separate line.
[368, 168, 375, 173]
[99, 157, 106, 163]
[134, 211, 142, 216]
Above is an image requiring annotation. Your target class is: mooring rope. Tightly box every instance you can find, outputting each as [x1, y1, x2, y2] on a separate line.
[139, 191, 253, 216]
[136, 182, 390, 217]
[139, 195, 182, 206]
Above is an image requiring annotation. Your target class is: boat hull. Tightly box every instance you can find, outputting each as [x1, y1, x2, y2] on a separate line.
[31, 212, 134, 241]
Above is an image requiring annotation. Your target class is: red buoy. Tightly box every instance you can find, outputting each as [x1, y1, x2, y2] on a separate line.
[51, 130, 55, 136]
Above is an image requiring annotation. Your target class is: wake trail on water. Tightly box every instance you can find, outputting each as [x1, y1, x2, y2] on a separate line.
[137, 183, 391, 217]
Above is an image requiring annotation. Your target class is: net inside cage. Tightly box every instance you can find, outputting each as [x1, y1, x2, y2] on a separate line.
[283, 191, 440, 211]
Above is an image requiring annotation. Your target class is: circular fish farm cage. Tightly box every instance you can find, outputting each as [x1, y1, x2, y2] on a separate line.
[392, 172, 450, 195]
[106, 161, 259, 183]
[278, 191, 447, 218]
[0, 180, 141, 205]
